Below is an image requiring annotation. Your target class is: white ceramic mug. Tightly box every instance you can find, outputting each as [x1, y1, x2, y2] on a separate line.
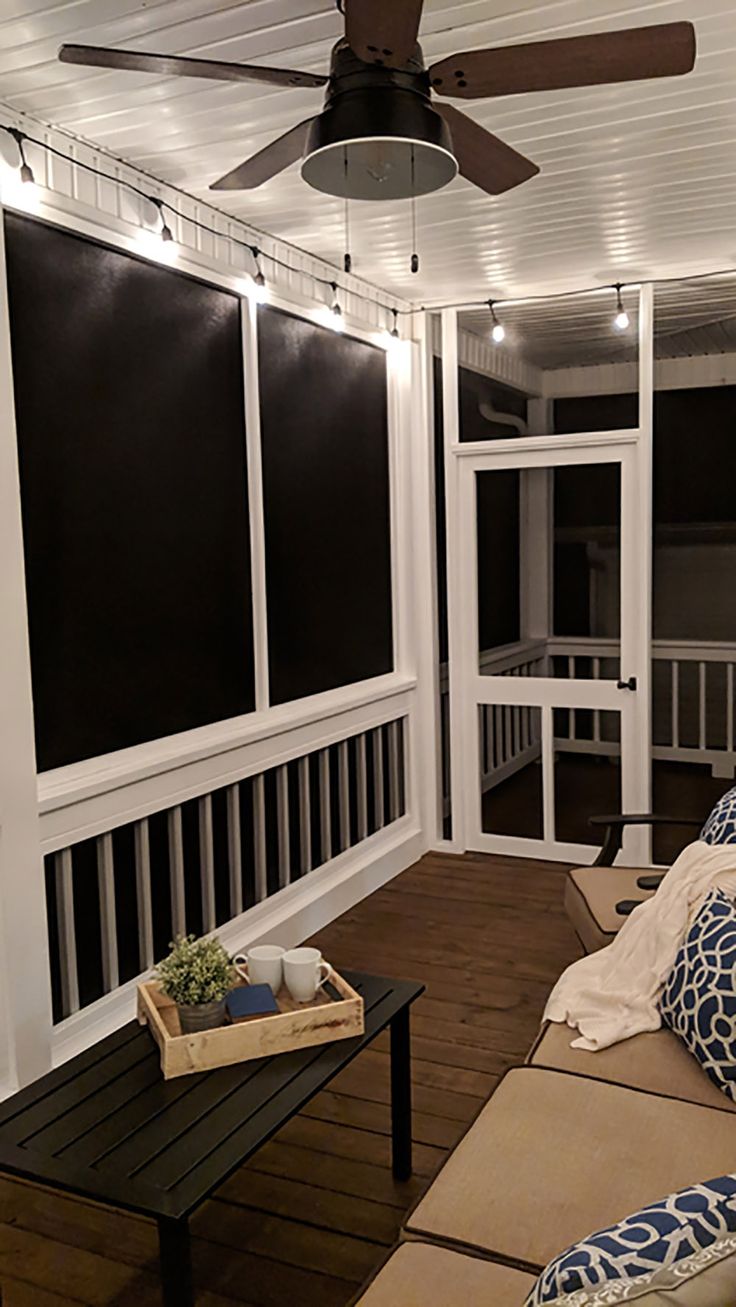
[234, 945, 285, 995]
[283, 947, 333, 1003]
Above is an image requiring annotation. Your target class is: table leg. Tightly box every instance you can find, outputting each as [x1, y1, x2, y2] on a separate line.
[390, 1006, 412, 1180]
[158, 1215, 194, 1307]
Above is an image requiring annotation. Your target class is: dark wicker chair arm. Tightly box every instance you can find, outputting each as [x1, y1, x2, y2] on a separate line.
[588, 813, 703, 867]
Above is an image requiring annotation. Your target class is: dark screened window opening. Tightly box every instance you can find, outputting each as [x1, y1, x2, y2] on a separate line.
[476, 469, 521, 654]
[5, 212, 256, 772]
[258, 306, 393, 704]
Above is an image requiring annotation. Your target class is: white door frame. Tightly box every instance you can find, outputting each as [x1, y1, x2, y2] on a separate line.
[453, 433, 650, 864]
[439, 287, 654, 863]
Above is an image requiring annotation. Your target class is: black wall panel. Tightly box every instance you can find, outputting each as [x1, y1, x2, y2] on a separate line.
[258, 306, 393, 704]
[5, 213, 255, 771]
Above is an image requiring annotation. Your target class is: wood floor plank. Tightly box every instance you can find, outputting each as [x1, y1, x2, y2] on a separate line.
[272, 1116, 445, 1179]
[0, 850, 579, 1307]
[217, 1169, 400, 1243]
[300, 1089, 467, 1149]
[242, 1139, 426, 1208]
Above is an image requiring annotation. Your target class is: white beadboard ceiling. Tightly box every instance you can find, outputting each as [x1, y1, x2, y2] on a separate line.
[457, 276, 736, 370]
[2, 0, 736, 316]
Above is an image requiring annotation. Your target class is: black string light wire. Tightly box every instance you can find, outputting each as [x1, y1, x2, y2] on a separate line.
[3, 123, 736, 330]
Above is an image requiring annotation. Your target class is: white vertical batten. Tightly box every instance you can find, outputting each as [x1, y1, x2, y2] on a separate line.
[199, 793, 216, 933]
[276, 763, 290, 889]
[56, 849, 79, 1020]
[97, 832, 119, 994]
[372, 728, 385, 830]
[388, 718, 402, 822]
[356, 733, 368, 841]
[337, 740, 350, 852]
[253, 773, 268, 902]
[298, 756, 312, 875]
[0, 205, 54, 1085]
[134, 818, 154, 971]
[319, 749, 332, 862]
[226, 785, 243, 919]
[242, 295, 270, 711]
[167, 806, 186, 936]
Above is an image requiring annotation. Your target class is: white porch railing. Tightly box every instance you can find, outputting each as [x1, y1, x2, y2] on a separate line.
[440, 636, 736, 812]
[37, 680, 416, 1060]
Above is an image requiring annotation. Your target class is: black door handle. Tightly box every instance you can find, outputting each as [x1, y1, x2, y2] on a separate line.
[617, 676, 637, 691]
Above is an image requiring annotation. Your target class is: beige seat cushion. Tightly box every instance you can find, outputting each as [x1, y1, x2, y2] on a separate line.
[405, 1067, 736, 1270]
[529, 1021, 736, 1114]
[565, 866, 655, 953]
[354, 1242, 535, 1305]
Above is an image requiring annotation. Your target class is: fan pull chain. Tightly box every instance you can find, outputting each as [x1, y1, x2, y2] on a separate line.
[410, 146, 419, 274]
[343, 149, 352, 274]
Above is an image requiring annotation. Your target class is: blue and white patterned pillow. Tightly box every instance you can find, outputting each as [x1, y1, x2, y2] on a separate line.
[526, 1174, 736, 1304]
[701, 786, 736, 844]
[659, 887, 736, 1102]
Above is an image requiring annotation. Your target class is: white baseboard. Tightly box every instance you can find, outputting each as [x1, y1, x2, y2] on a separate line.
[49, 818, 426, 1070]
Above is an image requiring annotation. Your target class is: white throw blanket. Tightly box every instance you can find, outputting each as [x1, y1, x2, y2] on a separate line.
[545, 840, 736, 1050]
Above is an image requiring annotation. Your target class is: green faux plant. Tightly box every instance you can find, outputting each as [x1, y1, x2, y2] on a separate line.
[155, 935, 235, 1007]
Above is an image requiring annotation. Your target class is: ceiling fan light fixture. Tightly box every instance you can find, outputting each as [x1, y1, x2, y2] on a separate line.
[300, 87, 457, 200]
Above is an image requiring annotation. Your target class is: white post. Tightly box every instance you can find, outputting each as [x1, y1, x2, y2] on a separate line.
[0, 210, 54, 1089]
[441, 308, 468, 851]
[242, 295, 270, 711]
[407, 313, 441, 846]
[625, 283, 654, 863]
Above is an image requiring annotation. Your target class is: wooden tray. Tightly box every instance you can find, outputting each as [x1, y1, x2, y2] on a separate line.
[137, 969, 364, 1079]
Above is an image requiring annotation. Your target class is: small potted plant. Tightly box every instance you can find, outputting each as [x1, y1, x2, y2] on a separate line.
[156, 934, 235, 1034]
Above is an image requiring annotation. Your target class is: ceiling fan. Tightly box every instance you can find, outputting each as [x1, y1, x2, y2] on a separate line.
[59, 4, 696, 203]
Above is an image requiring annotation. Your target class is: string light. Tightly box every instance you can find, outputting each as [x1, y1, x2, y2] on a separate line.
[150, 197, 173, 243]
[316, 282, 345, 332]
[613, 283, 630, 331]
[6, 128, 35, 187]
[248, 247, 268, 303]
[5, 123, 736, 337]
[489, 300, 506, 344]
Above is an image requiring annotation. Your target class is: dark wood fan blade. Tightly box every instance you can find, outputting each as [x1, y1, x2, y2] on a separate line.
[436, 103, 539, 195]
[58, 44, 327, 89]
[210, 118, 315, 190]
[429, 21, 696, 98]
[344, 0, 424, 68]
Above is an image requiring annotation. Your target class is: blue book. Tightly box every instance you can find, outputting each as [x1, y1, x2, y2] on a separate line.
[226, 984, 279, 1022]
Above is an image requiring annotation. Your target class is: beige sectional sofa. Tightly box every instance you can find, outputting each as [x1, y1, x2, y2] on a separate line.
[353, 1024, 736, 1304]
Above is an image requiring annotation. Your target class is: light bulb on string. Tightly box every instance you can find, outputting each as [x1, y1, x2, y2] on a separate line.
[1, 128, 39, 210]
[316, 282, 345, 332]
[150, 197, 173, 243]
[489, 300, 506, 344]
[247, 248, 268, 303]
[613, 283, 630, 331]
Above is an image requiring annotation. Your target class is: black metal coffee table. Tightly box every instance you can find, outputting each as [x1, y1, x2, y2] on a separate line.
[0, 970, 423, 1306]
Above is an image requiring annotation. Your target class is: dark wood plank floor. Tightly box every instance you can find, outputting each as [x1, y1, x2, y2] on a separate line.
[0, 851, 581, 1307]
